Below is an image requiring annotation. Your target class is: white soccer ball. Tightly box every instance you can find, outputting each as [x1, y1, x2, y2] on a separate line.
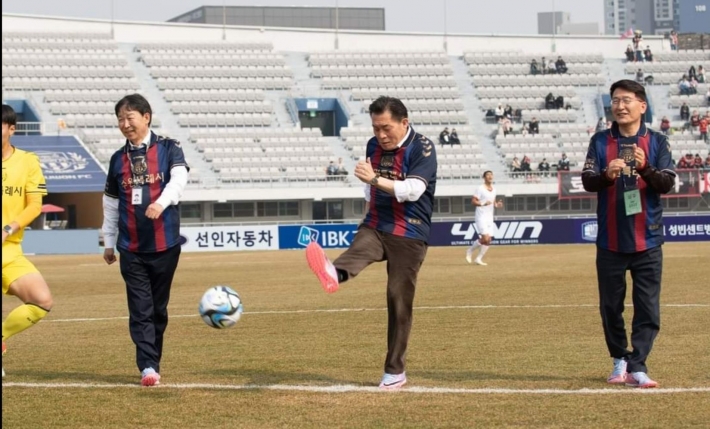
[199, 286, 243, 329]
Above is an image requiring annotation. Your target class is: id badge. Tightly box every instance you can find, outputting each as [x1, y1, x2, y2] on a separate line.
[132, 188, 143, 205]
[624, 189, 642, 216]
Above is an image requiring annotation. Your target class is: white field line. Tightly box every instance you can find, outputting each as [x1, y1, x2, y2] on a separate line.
[44, 303, 709, 323]
[2, 382, 709, 395]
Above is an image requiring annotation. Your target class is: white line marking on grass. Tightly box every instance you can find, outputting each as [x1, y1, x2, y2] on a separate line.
[3, 382, 709, 395]
[45, 303, 710, 323]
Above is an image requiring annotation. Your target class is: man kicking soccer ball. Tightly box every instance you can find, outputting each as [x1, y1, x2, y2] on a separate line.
[305, 96, 436, 390]
[466, 171, 503, 266]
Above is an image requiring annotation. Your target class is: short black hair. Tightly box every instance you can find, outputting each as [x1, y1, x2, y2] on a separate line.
[483, 170, 493, 177]
[369, 96, 408, 121]
[2, 104, 17, 127]
[115, 94, 152, 126]
[610, 79, 647, 103]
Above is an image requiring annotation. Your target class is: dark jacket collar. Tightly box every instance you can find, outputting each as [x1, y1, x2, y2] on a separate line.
[124, 130, 157, 153]
[610, 121, 648, 139]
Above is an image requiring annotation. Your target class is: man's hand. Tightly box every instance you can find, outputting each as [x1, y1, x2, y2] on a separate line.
[484, 201, 493, 206]
[103, 248, 117, 265]
[606, 159, 626, 180]
[494, 200, 504, 208]
[633, 144, 647, 170]
[145, 203, 165, 220]
[354, 158, 376, 184]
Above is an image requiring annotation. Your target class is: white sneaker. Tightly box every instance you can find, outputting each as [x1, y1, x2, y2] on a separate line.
[474, 258, 488, 266]
[465, 249, 473, 264]
[379, 372, 407, 390]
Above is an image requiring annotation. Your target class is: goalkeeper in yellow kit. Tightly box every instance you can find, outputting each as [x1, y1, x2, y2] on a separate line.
[2, 104, 54, 378]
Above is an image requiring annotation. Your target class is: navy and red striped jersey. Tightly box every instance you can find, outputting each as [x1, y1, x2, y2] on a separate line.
[105, 132, 188, 253]
[362, 128, 437, 242]
[583, 122, 675, 253]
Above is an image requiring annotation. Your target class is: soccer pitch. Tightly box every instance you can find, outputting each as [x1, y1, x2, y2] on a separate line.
[3, 243, 709, 428]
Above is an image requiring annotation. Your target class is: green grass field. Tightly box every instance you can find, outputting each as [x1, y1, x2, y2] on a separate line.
[3, 243, 709, 428]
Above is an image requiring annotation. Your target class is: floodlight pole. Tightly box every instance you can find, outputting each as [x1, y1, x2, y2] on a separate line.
[551, 0, 556, 52]
[335, 0, 340, 50]
[443, 0, 448, 52]
[222, 0, 227, 41]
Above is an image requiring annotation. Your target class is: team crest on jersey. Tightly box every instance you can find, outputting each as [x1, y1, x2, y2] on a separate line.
[380, 155, 394, 167]
[130, 155, 148, 175]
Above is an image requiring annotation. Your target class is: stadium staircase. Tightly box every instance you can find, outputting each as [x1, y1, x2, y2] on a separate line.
[119, 43, 216, 184]
[451, 55, 507, 179]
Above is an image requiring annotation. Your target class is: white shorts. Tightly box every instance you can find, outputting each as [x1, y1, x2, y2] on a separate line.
[475, 220, 495, 237]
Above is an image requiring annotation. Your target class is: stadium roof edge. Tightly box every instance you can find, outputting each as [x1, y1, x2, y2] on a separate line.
[2, 12, 666, 40]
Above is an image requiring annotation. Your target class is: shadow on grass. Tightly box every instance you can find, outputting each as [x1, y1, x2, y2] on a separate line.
[203, 367, 365, 386]
[7, 370, 136, 385]
[415, 370, 570, 383]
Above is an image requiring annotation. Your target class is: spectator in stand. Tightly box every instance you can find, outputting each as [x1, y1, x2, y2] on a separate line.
[697, 65, 706, 83]
[541, 57, 547, 74]
[677, 153, 694, 169]
[693, 154, 704, 168]
[704, 155, 710, 170]
[499, 117, 513, 136]
[529, 117, 540, 135]
[679, 77, 693, 95]
[633, 32, 644, 62]
[555, 56, 568, 74]
[625, 45, 635, 62]
[495, 104, 504, 121]
[450, 128, 461, 145]
[688, 65, 697, 81]
[538, 157, 550, 176]
[670, 30, 678, 51]
[530, 59, 540, 75]
[545, 93, 556, 110]
[660, 116, 671, 135]
[680, 102, 690, 121]
[690, 111, 701, 131]
[643, 46, 653, 62]
[699, 114, 709, 142]
[547, 59, 557, 75]
[503, 104, 514, 120]
[558, 153, 570, 171]
[706, 88, 710, 105]
[439, 127, 450, 145]
[520, 155, 532, 172]
[326, 160, 338, 176]
[511, 156, 521, 174]
[521, 122, 530, 136]
[635, 68, 645, 84]
[690, 76, 699, 94]
[336, 157, 348, 175]
[596, 117, 607, 133]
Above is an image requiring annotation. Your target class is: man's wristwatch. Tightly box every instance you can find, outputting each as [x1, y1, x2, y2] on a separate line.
[369, 176, 379, 186]
[3, 225, 13, 236]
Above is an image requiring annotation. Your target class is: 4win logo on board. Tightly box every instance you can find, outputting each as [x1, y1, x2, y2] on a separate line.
[450, 221, 544, 244]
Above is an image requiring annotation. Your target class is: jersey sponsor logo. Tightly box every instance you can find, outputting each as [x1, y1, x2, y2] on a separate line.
[581, 221, 598, 242]
[35, 151, 88, 173]
[451, 221, 543, 241]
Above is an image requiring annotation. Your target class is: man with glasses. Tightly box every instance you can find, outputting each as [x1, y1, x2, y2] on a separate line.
[582, 80, 675, 388]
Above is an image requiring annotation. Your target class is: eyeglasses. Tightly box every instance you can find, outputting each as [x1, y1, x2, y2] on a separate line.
[611, 97, 644, 106]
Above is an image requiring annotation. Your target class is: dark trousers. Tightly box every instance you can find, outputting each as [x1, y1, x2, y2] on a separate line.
[596, 246, 662, 374]
[119, 244, 181, 373]
[334, 225, 428, 375]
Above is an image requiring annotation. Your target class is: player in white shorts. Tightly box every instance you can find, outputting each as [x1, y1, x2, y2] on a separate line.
[466, 171, 503, 266]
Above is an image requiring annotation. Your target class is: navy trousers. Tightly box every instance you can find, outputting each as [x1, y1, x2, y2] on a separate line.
[119, 244, 181, 373]
[596, 246, 663, 374]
